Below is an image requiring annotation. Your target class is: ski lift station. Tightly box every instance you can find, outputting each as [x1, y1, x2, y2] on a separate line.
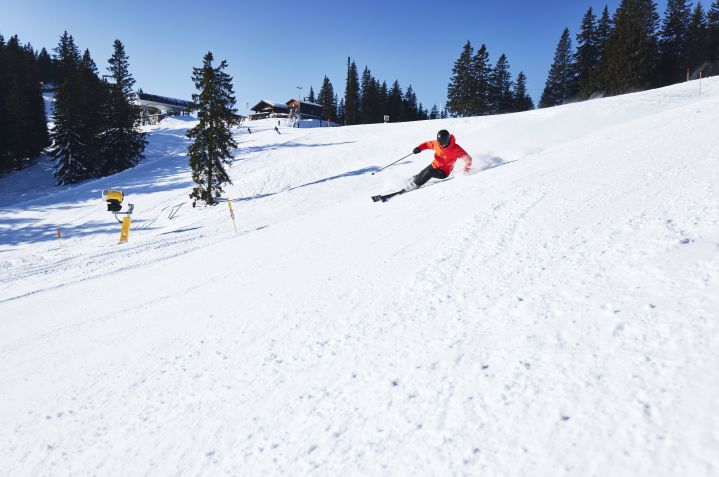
[134, 90, 192, 124]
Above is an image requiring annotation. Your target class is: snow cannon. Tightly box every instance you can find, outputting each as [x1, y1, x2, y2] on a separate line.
[103, 189, 124, 212]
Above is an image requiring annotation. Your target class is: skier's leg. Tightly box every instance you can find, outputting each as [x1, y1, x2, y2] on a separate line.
[405, 165, 447, 191]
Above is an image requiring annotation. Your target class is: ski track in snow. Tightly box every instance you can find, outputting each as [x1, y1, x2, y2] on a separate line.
[1, 80, 718, 476]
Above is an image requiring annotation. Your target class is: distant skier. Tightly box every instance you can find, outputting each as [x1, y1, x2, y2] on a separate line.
[247, 127, 252, 134]
[405, 129, 472, 191]
[274, 126, 281, 134]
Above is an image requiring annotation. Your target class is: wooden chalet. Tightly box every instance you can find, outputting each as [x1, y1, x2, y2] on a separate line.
[286, 99, 324, 120]
[249, 100, 289, 120]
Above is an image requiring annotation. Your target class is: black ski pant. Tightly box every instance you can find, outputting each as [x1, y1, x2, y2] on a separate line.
[412, 164, 448, 188]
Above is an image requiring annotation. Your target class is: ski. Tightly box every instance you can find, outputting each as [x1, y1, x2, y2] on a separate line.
[371, 190, 405, 202]
[371, 177, 455, 203]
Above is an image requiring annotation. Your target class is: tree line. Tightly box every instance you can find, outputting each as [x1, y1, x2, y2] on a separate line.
[0, 34, 49, 173]
[540, 0, 719, 107]
[0, 30, 146, 184]
[50, 32, 146, 184]
[445, 41, 535, 117]
[307, 57, 442, 126]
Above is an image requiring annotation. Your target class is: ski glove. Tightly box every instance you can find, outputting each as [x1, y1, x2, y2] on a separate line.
[413, 147, 421, 154]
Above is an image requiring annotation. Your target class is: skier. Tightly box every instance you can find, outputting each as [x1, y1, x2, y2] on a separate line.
[274, 126, 281, 134]
[405, 129, 472, 191]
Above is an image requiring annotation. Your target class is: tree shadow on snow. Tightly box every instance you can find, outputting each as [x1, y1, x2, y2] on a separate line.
[234, 165, 379, 202]
[232, 140, 358, 160]
[0, 219, 118, 246]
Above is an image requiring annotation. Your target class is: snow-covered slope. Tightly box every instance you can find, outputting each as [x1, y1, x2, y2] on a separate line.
[1, 79, 718, 476]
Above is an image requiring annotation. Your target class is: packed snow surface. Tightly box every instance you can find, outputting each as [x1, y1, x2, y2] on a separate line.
[1, 79, 718, 476]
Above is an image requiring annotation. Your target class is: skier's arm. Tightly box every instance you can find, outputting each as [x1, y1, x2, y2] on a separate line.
[458, 146, 472, 172]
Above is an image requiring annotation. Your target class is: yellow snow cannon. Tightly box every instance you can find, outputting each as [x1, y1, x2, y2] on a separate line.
[103, 189, 124, 212]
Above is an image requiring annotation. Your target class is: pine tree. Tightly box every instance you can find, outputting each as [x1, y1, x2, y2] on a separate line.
[0, 34, 7, 172]
[307, 85, 316, 103]
[709, 1, 719, 72]
[77, 49, 108, 178]
[472, 44, 493, 115]
[0, 36, 48, 171]
[489, 53, 514, 114]
[401, 85, 418, 121]
[540, 28, 578, 107]
[659, 0, 691, 85]
[685, 2, 709, 76]
[379, 81, 388, 118]
[100, 39, 146, 176]
[36, 47, 55, 85]
[316, 75, 336, 121]
[512, 72, 535, 111]
[50, 33, 92, 184]
[387, 80, 403, 122]
[446, 41, 475, 117]
[186, 52, 239, 205]
[336, 97, 345, 125]
[576, 7, 602, 97]
[343, 58, 360, 125]
[429, 104, 440, 119]
[359, 66, 381, 123]
[53, 31, 81, 87]
[597, 6, 614, 57]
[597, 0, 660, 95]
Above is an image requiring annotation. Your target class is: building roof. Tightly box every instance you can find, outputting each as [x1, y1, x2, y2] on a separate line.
[135, 91, 192, 109]
[251, 100, 289, 112]
[286, 99, 323, 108]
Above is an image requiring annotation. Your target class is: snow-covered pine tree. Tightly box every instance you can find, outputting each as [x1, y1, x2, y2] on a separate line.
[187, 51, 239, 206]
[540, 28, 578, 108]
[659, 0, 691, 85]
[100, 39, 146, 176]
[429, 104, 440, 119]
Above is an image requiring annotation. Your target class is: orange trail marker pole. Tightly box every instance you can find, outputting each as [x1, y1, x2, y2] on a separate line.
[228, 199, 237, 234]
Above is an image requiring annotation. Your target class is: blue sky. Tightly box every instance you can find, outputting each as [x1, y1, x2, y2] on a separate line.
[3, 0, 669, 116]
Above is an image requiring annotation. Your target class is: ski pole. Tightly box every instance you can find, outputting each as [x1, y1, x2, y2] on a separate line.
[372, 153, 413, 175]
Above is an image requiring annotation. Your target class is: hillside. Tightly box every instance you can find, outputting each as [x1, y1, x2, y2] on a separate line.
[1, 79, 718, 476]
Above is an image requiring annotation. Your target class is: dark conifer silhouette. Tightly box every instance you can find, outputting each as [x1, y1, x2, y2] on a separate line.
[187, 52, 239, 205]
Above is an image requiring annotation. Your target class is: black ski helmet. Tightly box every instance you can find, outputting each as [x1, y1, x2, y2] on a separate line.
[437, 129, 451, 147]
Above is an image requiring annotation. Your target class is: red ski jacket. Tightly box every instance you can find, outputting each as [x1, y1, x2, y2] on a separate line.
[416, 134, 472, 175]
